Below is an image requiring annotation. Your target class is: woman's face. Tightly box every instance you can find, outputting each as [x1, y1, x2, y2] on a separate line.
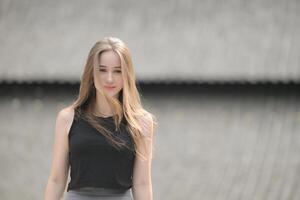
[93, 50, 123, 98]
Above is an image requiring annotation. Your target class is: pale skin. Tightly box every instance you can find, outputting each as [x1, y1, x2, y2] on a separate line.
[44, 50, 154, 200]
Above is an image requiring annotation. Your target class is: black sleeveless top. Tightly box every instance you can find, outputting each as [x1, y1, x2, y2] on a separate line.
[66, 113, 136, 192]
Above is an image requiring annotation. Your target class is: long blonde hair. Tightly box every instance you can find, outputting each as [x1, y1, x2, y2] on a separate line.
[71, 37, 156, 160]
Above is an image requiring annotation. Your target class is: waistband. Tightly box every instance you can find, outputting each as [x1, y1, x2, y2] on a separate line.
[68, 187, 131, 196]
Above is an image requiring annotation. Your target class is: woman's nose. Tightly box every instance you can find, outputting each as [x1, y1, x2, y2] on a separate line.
[106, 71, 114, 83]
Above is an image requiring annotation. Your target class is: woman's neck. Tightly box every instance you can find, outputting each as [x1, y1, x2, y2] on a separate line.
[92, 93, 114, 117]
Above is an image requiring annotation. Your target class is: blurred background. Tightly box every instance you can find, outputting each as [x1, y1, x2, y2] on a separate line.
[0, 0, 299, 199]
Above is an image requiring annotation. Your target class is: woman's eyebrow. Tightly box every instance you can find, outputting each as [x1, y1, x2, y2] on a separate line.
[99, 65, 121, 69]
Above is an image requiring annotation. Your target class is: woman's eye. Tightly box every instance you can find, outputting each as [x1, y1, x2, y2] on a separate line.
[98, 68, 121, 73]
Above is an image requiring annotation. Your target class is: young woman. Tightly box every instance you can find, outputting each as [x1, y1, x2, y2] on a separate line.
[44, 37, 156, 200]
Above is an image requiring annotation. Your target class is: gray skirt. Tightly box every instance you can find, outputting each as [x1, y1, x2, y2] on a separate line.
[64, 187, 133, 200]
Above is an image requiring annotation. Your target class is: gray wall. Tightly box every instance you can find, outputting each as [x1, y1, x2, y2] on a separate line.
[0, 0, 299, 83]
[0, 84, 300, 199]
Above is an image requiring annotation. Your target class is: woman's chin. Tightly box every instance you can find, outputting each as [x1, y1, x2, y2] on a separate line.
[108, 92, 119, 98]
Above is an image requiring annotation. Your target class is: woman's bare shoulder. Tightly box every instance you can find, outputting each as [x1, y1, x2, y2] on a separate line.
[136, 111, 156, 138]
[57, 105, 75, 120]
[56, 105, 75, 135]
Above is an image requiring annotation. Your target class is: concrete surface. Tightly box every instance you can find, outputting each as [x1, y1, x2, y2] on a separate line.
[0, 84, 299, 199]
[0, 0, 299, 83]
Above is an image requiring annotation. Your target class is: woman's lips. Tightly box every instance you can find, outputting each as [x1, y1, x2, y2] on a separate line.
[104, 86, 115, 90]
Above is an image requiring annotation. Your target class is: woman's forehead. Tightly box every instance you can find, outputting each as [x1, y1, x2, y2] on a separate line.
[99, 51, 121, 67]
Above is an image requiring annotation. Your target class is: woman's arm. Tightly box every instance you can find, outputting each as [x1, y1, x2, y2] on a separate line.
[44, 107, 74, 200]
[132, 114, 154, 200]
